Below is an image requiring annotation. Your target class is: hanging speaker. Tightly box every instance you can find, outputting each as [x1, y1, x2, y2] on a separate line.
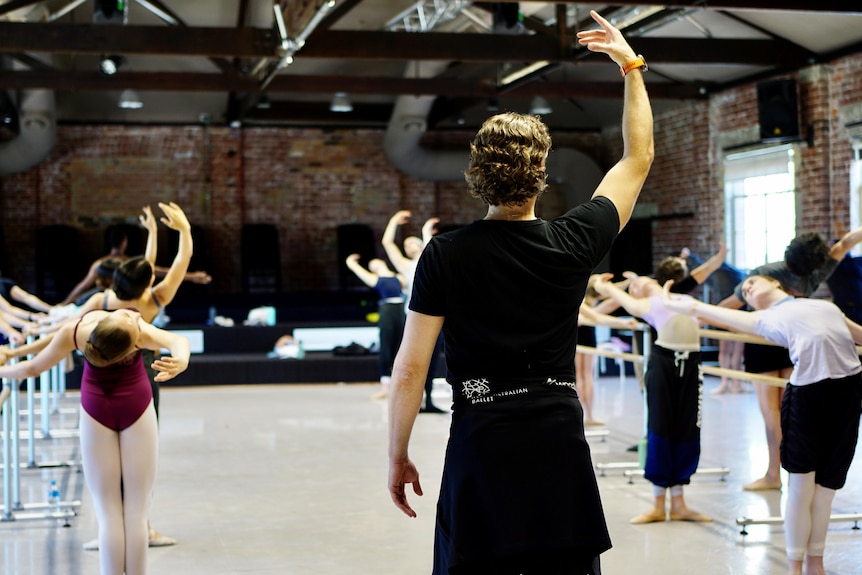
[757, 79, 800, 142]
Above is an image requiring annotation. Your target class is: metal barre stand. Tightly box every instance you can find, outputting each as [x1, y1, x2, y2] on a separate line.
[2, 339, 81, 525]
[736, 513, 862, 536]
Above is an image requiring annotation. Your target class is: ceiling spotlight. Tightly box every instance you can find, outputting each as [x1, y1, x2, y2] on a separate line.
[256, 94, 271, 109]
[330, 92, 353, 113]
[118, 89, 143, 109]
[486, 97, 500, 113]
[529, 96, 552, 115]
[99, 54, 125, 76]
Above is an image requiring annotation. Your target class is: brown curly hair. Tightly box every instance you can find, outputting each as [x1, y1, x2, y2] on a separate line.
[464, 112, 552, 206]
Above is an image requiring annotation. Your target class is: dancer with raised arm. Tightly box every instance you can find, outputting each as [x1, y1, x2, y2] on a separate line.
[0, 308, 190, 575]
[592, 273, 711, 524]
[663, 276, 862, 575]
[388, 10, 653, 574]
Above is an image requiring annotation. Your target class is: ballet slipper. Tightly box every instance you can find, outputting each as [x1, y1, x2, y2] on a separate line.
[82, 537, 98, 551]
[743, 477, 782, 491]
[629, 508, 667, 524]
[669, 509, 713, 522]
[710, 385, 729, 395]
[370, 388, 388, 400]
[584, 419, 605, 427]
[148, 527, 177, 547]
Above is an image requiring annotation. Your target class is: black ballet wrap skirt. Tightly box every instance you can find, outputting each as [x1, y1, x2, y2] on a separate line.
[433, 382, 611, 573]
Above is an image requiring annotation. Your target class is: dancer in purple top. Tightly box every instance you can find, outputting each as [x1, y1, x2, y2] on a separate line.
[0, 308, 189, 575]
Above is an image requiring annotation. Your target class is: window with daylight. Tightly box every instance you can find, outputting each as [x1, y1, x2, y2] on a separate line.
[850, 140, 862, 254]
[724, 145, 797, 271]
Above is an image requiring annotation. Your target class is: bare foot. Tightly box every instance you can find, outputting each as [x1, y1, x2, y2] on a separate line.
[710, 384, 729, 395]
[584, 419, 605, 427]
[630, 508, 667, 524]
[743, 477, 782, 491]
[803, 555, 825, 575]
[669, 508, 713, 522]
[370, 389, 388, 400]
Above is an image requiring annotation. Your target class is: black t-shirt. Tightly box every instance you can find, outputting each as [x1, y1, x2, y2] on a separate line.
[411, 196, 619, 384]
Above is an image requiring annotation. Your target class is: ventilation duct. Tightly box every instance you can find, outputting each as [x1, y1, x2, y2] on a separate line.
[383, 61, 469, 182]
[0, 86, 56, 177]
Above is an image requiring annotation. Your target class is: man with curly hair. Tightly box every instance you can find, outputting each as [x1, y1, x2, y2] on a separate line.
[388, 9, 653, 575]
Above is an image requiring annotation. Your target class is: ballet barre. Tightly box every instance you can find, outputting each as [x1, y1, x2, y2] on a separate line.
[575, 345, 645, 365]
[1, 344, 81, 525]
[578, 340, 644, 441]
[584, 428, 609, 441]
[700, 366, 787, 388]
[699, 327, 862, 356]
[736, 513, 862, 536]
[622, 467, 731, 484]
[595, 461, 639, 476]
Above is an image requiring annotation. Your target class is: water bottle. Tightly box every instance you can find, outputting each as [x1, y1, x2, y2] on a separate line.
[296, 339, 305, 360]
[48, 480, 60, 510]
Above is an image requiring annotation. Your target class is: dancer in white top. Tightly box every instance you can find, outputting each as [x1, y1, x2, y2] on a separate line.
[663, 276, 862, 575]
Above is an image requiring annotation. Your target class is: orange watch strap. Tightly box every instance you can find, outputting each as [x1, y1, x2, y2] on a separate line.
[620, 55, 647, 77]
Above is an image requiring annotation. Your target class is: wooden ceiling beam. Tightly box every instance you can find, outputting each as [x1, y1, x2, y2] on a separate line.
[485, 0, 861, 12]
[0, 22, 815, 68]
[0, 22, 280, 57]
[0, 69, 711, 100]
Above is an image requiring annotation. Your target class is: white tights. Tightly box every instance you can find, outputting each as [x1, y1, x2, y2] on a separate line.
[80, 401, 159, 575]
[784, 472, 835, 561]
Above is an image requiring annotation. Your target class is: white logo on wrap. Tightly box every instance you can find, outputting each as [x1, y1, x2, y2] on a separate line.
[461, 378, 491, 399]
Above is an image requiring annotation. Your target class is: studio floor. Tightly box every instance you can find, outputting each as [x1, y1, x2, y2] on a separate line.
[2, 373, 861, 575]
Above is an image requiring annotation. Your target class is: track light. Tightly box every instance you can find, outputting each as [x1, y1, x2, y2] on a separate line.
[330, 92, 353, 113]
[0, 91, 20, 142]
[99, 55, 124, 76]
[529, 96, 552, 115]
[118, 89, 143, 109]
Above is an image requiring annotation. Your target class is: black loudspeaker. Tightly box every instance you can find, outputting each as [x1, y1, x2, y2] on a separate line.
[757, 79, 800, 142]
[241, 224, 282, 294]
[336, 224, 376, 291]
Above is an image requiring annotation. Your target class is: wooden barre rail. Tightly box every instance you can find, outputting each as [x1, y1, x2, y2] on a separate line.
[697, 328, 775, 346]
[700, 365, 787, 387]
[698, 328, 862, 355]
[576, 346, 645, 364]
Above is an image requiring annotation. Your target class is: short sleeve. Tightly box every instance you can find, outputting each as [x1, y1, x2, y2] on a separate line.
[409, 238, 446, 317]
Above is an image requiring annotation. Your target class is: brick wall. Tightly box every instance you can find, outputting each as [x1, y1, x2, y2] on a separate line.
[604, 52, 862, 273]
[3, 51, 862, 299]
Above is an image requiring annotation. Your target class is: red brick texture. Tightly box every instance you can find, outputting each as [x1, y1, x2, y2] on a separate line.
[2, 52, 862, 297]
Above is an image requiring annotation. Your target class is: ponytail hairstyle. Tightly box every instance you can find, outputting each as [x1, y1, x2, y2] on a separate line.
[113, 256, 153, 301]
[83, 316, 135, 367]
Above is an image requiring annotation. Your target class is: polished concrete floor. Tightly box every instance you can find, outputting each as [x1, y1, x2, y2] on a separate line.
[2, 374, 861, 575]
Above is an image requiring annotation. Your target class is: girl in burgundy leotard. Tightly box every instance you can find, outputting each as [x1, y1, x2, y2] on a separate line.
[0, 308, 189, 575]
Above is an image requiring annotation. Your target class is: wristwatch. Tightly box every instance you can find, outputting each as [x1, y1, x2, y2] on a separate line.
[620, 55, 648, 77]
